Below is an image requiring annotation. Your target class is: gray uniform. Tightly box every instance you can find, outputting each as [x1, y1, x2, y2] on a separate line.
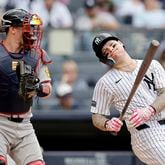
[0, 64, 51, 165]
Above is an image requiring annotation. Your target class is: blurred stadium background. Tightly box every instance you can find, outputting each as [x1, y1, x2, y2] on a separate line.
[1, 0, 165, 164]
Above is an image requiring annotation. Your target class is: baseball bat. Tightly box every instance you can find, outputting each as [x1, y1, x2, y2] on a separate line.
[111, 40, 160, 136]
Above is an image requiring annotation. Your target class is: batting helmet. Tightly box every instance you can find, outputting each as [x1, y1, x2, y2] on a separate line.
[92, 33, 120, 65]
[0, 8, 29, 32]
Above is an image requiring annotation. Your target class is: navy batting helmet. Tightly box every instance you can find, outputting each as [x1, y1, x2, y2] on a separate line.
[0, 9, 29, 32]
[92, 33, 120, 65]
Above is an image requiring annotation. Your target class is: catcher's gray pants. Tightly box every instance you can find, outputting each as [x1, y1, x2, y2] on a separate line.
[0, 116, 44, 165]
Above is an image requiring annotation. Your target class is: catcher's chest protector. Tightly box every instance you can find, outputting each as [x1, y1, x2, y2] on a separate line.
[0, 43, 39, 113]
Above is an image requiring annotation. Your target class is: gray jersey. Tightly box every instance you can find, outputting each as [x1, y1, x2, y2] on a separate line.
[91, 60, 165, 164]
[0, 56, 51, 165]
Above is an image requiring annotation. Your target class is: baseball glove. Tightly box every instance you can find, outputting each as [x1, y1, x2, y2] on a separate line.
[16, 61, 40, 100]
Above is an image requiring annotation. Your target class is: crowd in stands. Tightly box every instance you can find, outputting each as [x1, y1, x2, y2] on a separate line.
[51, 59, 91, 110]
[0, 0, 165, 111]
[53, 82, 81, 110]
[54, 59, 89, 92]
[0, 0, 164, 29]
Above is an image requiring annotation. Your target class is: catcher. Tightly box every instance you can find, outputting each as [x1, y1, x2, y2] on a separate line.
[0, 9, 52, 165]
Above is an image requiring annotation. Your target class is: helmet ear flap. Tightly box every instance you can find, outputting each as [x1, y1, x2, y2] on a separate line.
[99, 57, 116, 66]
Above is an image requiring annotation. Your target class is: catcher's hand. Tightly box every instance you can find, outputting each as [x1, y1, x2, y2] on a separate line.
[25, 74, 40, 92]
[21, 74, 40, 99]
[16, 60, 40, 100]
[24, 74, 40, 98]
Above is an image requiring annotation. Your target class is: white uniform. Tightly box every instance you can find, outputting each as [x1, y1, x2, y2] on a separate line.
[91, 60, 165, 165]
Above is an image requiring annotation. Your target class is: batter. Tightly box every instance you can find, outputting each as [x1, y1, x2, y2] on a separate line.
[90, 33, 165, 165]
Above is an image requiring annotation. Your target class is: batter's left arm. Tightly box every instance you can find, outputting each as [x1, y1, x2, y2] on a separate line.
[129, 87, 165, 128]
[128, 61, 165, 127]
[151, 87, 165, 113]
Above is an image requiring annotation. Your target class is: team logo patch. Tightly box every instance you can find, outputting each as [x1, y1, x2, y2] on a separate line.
[115, 78, 122, 83]
[143, 73, 156, 91]
[45, 66, 50, 78]
[91, 100, 97, 107]
[94, 37, 101, 45]
[12, 61, 18, 70]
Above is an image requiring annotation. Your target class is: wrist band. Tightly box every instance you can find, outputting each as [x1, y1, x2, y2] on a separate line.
[104, 119, 110, 129]
[150, 105, 157, 114]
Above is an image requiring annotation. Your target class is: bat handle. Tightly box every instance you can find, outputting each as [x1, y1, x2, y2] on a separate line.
[111, 131, 118, 136]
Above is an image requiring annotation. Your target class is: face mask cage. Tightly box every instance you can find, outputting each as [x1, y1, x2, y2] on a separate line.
[22, 14, 43, 50]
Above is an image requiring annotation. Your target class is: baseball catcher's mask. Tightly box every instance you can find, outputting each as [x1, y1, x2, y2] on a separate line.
[92, 33, 119, 65]
[0, 8, 43, 50]
[22, 14, 43, 50]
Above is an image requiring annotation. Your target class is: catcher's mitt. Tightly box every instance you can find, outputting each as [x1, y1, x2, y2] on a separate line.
[16, 60, 40, 100]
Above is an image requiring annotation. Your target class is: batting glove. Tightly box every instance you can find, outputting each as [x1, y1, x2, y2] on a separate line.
[129, 106, 156, 128]
[105, 117, 123, 132]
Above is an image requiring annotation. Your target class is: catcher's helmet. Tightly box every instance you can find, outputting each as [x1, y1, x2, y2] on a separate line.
[92, 33, 119, 65]
[0, 8, 43, 50]
[0, 8, 29, 32]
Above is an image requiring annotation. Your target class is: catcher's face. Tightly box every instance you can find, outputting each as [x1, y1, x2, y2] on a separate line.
[8, 26, 24, 48]
[102, 40, 125, 63]
[22, 14, 43, 50]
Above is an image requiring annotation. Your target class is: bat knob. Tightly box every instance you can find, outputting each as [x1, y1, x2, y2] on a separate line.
[151, 40, 160, 47]
[111, 131, 118, 136]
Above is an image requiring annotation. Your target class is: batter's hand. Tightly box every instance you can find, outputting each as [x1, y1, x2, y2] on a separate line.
[105, 117, 123, 132]
[129, 106, 156, 128]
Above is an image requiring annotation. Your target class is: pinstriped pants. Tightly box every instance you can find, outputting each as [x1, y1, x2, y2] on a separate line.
[130, 124, 165, 165]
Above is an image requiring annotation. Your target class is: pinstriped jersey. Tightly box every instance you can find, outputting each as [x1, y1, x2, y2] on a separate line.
[90, 59, 165, 123]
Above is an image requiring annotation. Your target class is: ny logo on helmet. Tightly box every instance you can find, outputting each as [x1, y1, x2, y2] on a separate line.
[94, 37, 101, 45]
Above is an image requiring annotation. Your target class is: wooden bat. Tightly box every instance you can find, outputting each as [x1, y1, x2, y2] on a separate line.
[111, 40, 160, 136]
